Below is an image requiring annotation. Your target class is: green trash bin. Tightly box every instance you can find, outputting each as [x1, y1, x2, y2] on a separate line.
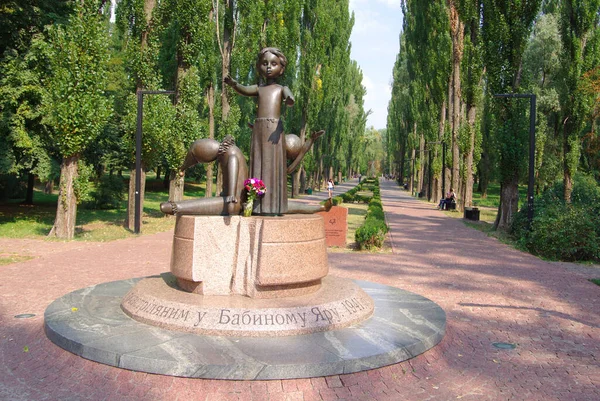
[305, 188, 313, 195]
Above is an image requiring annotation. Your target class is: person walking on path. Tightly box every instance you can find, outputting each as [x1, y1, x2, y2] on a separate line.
[327, 179, 334, 198]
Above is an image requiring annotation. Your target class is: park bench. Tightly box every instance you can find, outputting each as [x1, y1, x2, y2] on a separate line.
[441, 199, 456, 210]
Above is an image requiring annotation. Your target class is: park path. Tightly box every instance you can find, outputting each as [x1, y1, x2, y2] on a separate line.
[0, 180, 598, 400]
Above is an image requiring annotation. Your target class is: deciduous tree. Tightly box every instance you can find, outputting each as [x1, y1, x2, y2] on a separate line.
[44, 0, 112, 238]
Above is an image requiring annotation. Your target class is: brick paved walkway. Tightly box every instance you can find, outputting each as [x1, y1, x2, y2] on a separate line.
[1, 180, 598, 400]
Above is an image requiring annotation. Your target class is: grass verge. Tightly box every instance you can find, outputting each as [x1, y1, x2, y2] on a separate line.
[0, 253, 35, 266]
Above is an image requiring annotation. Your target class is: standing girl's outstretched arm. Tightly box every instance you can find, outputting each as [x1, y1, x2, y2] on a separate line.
[224, 75, 259, 97]
[282, 86, 295, 106]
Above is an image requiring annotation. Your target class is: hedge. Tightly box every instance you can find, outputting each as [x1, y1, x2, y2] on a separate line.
[355, 179, 388, 250]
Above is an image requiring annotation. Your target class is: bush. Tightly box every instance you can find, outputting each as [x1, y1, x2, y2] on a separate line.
[86, 175, 125, 210]
[355, 220, 387, 250]
[354, 194, 372, 203]
[339, 183, 372, 203]
[571, 174, 600, 206]
[511, 174, 600, 262]
[341, 192, 355, 203]
[355, 179, 388, 250]
[528, 204, 599, 261]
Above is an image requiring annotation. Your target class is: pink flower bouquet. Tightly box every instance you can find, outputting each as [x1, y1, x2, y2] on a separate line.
[243, 178, 266, 201]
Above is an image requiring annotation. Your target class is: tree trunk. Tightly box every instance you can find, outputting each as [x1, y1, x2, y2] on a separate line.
[220, 0, 233, 121]
[564, 169, 573, 203]
[44, 180, 54, 195]
[563, 122, 575, 203]
[434, 100, 447, 203]
[170, 53, 189, 203]
[418, 132, 425, 195]
[494, 178, 519, 231]
[216, 0, 232, 200]
[49, 155, 79, 239]
[126, 165, 146, 231]
[447, 74, 453, 146]
[127, 0, 156, 231]
[24, 172, 35, 204]
[399, 134, 406, 185]
[216, 166, 223, 197]
[317, 158, 324, 190]
[409, 148, 416, 194]
[300, 168, 306, 193]
[294, 106, 310, 197]
[169, 170, 185, 203]
[206, 82, 215, 198]
[464, 104, 476, 207]
[449, 1, 463, 195]
[478, 151, 489, 198]
[163, 169, 170, 189]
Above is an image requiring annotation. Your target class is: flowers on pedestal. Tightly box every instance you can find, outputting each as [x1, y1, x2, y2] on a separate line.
[243, 178, 266, 216]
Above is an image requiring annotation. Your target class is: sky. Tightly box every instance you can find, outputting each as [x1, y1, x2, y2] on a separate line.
[349, 0, 403, 130]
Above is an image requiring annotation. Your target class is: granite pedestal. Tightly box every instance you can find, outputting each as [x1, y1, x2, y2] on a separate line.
[170, 214, 329, 298]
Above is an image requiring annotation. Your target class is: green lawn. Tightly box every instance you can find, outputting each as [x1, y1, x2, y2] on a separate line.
[471, 183, 528, 208]
[344, 202, 368, 249]
[0, 176, 207, 241]
[0, 177, 372, 246]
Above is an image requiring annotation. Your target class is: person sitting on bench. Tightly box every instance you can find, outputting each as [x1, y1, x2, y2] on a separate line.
[438, 188, 456, 210]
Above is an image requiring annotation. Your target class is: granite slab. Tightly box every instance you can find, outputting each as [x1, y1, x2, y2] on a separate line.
[44, 277, 446, 380]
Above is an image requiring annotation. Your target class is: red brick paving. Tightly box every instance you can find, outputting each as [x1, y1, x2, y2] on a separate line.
[1, 179, 599, 400]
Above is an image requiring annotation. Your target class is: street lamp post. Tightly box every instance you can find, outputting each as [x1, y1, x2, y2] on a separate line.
[135, 90, 176, 234]
[493, 93, 536, 228]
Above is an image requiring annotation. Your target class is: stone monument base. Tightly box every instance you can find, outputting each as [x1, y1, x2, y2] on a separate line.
[121, 274, 374, 337]
[170, 214, 329, 298]
[44, 277, 446, 379]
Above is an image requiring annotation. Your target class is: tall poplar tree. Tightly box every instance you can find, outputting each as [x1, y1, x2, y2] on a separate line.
[558, 0, 600, 202]
[157, 0, 213, 203]
[293, 0, 333, 194]
[0, 0, 72, 201]
[522, 11, 563, 192]
[448, 0, 464, 196]
[458, 0, 484, 208]
[400, 0, 451, 200]
[387, 34, 411, 184]
[482, 0, 541, 230]
[312, 0, 354, 183]
[117, 0, 166, 230]
[44, 0, 111, 238]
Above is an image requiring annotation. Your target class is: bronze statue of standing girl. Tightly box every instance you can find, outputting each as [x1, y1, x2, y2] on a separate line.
[225, 47, 322, 215]
[160, 47, 325, 217]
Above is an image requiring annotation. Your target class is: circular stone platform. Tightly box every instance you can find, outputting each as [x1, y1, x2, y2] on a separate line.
[121, 275, 374, 337]
[44, 277, 446, 380]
